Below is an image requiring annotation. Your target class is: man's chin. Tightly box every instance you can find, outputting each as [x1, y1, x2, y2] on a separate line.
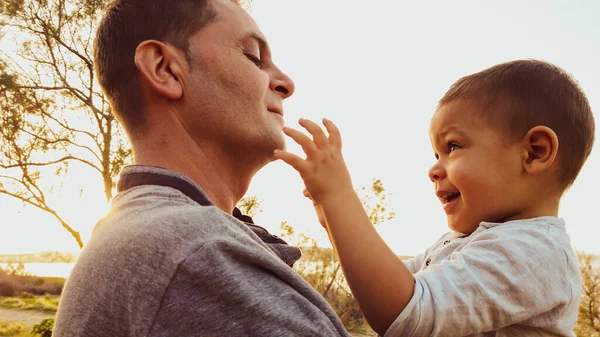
[250, 135, 286, 161]
[269, 132, 286, 152]
[267, 141, 286, 162]
[276, 137, 286, 152]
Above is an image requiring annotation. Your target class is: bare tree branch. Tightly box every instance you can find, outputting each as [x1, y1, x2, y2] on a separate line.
[0, 185, 83, 248]
[1, 156, 102, 173]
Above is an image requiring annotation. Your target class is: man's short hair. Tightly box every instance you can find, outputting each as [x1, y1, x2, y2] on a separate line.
[94, 0, 238, 131]
[439, 59, 595, 190]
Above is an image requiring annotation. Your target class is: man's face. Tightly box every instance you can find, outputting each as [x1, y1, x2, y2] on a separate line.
[428, 100, 529, 234]
[178, 0, 295, 162]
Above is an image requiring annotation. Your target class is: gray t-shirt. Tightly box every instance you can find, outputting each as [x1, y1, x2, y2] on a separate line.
[53, 165, 350, 337]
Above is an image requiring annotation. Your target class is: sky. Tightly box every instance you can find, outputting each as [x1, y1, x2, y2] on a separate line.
[1, 0, 599, 257]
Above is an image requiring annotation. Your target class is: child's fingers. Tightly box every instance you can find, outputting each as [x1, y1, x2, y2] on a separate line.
[323, 118, 342, 149]
[283, 126, 318, 157]
[298, 118, 329, 149]
[273, 149, 308, 172]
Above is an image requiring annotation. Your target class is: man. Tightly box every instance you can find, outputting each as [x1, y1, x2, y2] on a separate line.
[53, 0, 350, 336]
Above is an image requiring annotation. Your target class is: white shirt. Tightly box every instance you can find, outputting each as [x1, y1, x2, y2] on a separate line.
[386, 217, 581, 337]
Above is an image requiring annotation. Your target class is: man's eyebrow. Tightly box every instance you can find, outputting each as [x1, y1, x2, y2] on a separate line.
[241, 32, 271, 55]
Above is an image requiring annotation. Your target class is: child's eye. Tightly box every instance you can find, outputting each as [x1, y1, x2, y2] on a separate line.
[447, 142, 460, 153]
[245, 54, 263, 68]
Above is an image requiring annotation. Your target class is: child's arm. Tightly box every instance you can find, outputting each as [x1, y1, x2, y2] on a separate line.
[274, 118, 415, 335]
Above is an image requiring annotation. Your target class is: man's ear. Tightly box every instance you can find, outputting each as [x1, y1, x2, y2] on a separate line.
[134, 40, 185, 100]
[522, 126, 559, 176]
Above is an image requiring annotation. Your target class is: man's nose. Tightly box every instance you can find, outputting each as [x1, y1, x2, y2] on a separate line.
[270, 66, 295, 99]
[428, 162, 446, 182]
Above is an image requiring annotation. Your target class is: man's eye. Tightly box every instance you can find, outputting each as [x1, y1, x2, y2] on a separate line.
[245, 54, 263, 68]
[448, 142, 460, 153]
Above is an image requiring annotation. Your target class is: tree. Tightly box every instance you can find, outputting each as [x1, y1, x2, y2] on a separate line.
[0, 0, 256, 250]
[0, 0, 130, 248]
[576, 251, 600, 337]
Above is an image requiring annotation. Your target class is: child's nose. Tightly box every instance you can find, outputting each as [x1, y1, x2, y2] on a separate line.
[428, 163, 446, 182]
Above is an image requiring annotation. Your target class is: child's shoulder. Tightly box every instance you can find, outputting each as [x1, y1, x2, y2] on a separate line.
[468, 216, 576, 265]
[476, 216, 569, 242]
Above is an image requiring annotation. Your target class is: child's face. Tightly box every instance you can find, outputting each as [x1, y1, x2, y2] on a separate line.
[428, 100, 530, 234]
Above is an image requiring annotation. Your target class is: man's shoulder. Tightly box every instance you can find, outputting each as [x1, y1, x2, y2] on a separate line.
[80, 185, 255, 272]
[105, 184, 242, 235]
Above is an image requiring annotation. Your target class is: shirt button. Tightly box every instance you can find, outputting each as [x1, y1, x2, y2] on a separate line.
[443, 240, 451, 245]
[425, 258, 431, 266]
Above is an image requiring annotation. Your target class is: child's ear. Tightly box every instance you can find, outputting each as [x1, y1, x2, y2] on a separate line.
[134, 40, 184, 100]
[521, 126, 559, 176]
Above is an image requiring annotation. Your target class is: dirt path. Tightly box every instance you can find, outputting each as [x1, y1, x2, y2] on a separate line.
[0, 307, 54, 325]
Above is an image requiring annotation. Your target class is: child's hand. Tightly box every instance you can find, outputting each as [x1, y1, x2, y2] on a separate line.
[274, 118, 354, 207]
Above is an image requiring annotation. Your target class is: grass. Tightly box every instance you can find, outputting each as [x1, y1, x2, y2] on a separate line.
[0, 295, 59, 314]
[0, 321, 29, 337]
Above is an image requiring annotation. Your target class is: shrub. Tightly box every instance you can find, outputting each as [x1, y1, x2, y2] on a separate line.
[0, 297, 25, 310]
[0, 281, 18, 297]
[38, 281, 63, 296]
[0, 266, 64, 296]
[0, 321, 26, 336]
[20, 292, 33, 299]
[31, 318, 54, 337]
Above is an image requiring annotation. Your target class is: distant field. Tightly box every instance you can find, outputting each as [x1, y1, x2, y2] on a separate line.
[0, 296, 59, 314]
[0, 252, 78, 264]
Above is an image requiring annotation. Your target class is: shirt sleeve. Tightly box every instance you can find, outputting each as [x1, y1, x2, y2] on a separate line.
[403, 254, 424, 274]
[403, 232, 451, 274]
[385, 225, 573, 337]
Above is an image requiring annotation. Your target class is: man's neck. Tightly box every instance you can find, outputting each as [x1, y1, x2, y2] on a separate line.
[131, 132, 258, 214]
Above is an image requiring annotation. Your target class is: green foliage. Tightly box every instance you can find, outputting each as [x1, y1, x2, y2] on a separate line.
[576, 251, 600, 337]
[31, 319, 54, 337]
[19, 292, 33, 299]
[0, 295, 59, 313]
[0, 321, 26, 336]
[359, 179, 396, 226]
[237, 195, 263, 218]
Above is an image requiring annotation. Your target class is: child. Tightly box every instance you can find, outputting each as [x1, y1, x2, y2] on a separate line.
[274, 60, 594, 337]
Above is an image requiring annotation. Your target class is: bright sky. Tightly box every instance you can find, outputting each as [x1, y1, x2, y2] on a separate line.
[1, 0, 599, 257]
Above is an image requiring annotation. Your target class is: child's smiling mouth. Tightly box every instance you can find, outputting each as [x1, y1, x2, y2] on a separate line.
[437, 191, 461, 214]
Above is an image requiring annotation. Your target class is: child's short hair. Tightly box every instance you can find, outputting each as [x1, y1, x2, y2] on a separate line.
[439, 59, 595, 190]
